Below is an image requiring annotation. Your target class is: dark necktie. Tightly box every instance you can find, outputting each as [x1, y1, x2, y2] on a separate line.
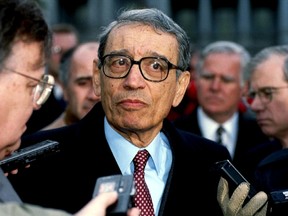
[216, 125, 224, 145]
[133, 150, 154, 216]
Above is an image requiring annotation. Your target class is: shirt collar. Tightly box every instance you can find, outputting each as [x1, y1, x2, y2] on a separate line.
[104, 117, 167, 175]
[197, 107, 239, 140]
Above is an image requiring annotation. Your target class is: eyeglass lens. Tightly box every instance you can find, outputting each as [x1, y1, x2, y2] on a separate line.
[34, 74, 54, 106]
[248, 87, 288, 105]
[102, 55, 170, 82]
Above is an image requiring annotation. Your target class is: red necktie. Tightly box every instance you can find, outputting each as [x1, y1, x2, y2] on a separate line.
[133, 150, 154, 216]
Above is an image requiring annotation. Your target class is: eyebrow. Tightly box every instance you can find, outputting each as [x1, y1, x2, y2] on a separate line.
[254, 87, 277, 90]
[74, 76, 92, 82]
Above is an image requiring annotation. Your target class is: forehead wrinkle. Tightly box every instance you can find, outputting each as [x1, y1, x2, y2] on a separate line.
[107, 24, 178, 63]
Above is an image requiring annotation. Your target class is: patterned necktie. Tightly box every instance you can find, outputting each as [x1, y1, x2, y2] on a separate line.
[133, 150, 154, 216]
[216, 125, 224, 145]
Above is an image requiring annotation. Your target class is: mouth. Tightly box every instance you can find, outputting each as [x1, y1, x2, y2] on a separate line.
[203, 96, 224, 104]
[256, 118, 270, 126]
[83, 106, 93, 111]
[118, 99, 146, 110]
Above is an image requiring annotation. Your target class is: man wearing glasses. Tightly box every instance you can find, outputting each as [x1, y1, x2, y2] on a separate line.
[231, 45, 288, 215]
[0, 0, 140, 215]
[11, 7, 268, 216]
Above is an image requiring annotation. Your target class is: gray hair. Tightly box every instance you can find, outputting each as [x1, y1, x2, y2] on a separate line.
[97, 8, 191, 78]
[196, 41, 251, 86]
[244, 45, 288, 83]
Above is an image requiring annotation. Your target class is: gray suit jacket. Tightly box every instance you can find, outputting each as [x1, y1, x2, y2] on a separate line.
[0, 202, 71, 216]
[0, 169, 21, 203]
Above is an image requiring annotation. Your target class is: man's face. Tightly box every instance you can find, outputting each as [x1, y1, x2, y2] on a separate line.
[195, 53, 243, 123]
[0, 41, 45, 159]
[250, 55, 288, 139]
[64, 43, 100, 120]
[93, 24, 190, 146]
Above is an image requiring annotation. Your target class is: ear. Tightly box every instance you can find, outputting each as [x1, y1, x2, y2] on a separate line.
[241, 80, 250, 97]
[60, 82, 69, 102]
[172, 71, 191, 107]
[92, 59, 101, 98]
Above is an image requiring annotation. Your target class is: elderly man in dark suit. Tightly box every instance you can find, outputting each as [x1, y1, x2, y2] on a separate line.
[0, 0, 139, 215]
[10, 8, 267, 216]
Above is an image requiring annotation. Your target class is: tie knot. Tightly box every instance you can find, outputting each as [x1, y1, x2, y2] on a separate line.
[133, 150, 150, 172]
[216, 125, 224, 136]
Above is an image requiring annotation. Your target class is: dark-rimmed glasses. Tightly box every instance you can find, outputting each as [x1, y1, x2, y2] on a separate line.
[2, 67, 55, 106]
[100, 54, 183, 82]
[249, 86, 288, 105]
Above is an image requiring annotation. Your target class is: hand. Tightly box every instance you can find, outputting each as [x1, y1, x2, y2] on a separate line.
[74, 191, 140, 216]
[4, 165, 30, 176]
[4, 169, 18, 176]
[217, 177, 268, 216]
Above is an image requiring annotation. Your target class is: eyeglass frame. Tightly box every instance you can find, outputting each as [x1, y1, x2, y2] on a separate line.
[248, 86, 288, 105]
[1, 66, 55, 106]
[99, 54, 184, 82]
[51, 45, 63, 55]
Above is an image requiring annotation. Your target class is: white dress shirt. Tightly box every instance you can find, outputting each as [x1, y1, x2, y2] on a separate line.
[197, 107, 238, 158]
[104, 117, 172, 216]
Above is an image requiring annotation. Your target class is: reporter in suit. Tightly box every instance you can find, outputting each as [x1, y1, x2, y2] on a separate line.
[10, 8, 233, 216]
[173, 41, 269, 178]
[0, 0, 139, 215]
[241, 45, 288, 215]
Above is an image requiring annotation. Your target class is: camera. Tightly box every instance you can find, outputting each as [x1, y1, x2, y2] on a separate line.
[268, 189, 288, 215]
[213, 159, 257, 204]
[93, 174, 135, 215]
[0, 140, 60, 173]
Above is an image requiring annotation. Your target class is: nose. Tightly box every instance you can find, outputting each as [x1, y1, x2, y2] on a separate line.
[88, 85, 100, 102]
[249, 96, 263, 111]
[210, 77, 221, 90]
[123, 64, 146, 88]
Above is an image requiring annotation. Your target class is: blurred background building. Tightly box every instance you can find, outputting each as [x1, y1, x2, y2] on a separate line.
[39, 0, 288, 54]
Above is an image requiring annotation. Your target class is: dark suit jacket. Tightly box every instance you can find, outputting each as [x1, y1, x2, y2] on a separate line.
[10, 103, 230, 216]
[173, 107, 270, 181]
[243, 140, 287, 216]
[240, 139, 282, 190]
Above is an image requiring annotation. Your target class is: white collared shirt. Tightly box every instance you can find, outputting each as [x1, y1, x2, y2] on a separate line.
[197, 107, 238, 158]
[104, 117, 172, 215]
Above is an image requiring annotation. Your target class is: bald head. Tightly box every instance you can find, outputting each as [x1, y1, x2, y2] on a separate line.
[61, 41, 101, 121]
[71, 42, 99, 70]
[59, 42, 99, 87]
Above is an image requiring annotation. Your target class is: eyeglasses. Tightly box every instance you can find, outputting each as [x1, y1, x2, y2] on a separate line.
[52, 45, 63, 54]
[248, 86, 288, 105]
[2, 67, 55, 106]
[100, 54, 183, 82]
